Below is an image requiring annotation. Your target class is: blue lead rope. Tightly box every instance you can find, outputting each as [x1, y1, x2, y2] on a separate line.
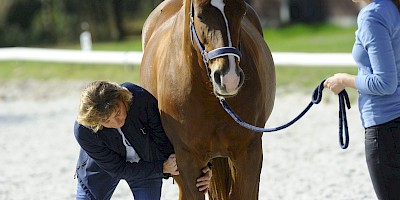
[219, 79, 351, 149]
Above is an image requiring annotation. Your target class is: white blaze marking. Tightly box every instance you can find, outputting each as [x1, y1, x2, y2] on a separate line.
[210, 0, 239, 93]
[210, 0, 232, 46]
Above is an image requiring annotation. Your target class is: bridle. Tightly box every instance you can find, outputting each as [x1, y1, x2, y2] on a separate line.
[189, 0, 242, 71]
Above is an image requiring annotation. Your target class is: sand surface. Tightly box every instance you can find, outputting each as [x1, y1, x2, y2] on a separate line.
[0, 80, 376, 200]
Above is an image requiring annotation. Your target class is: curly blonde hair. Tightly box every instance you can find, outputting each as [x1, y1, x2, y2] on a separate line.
[77, 81, 133, 133]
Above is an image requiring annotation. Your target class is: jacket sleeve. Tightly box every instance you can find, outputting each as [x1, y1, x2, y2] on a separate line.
[354, 11, 398, 95]
[145, 97, 175, 159]
[74, 122, 165, 180]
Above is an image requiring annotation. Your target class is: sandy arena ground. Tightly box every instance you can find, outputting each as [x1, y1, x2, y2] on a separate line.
[0, 80, 377, 200]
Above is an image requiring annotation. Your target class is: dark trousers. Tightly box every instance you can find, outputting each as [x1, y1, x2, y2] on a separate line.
[365, 117, 400, 200]
[76, 177, 162, 200]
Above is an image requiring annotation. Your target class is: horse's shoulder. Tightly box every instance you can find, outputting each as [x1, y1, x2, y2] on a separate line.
[142, 0, 183, 49]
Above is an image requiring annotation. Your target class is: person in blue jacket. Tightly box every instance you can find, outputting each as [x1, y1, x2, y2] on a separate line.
[74, 81, 212, 200]
[324, 0, 399, 199]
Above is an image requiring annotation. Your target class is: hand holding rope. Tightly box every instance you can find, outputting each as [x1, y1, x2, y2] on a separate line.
[219, 79, 351, 149]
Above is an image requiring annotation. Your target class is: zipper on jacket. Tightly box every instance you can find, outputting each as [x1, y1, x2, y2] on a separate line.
[140, 127, 147, 134]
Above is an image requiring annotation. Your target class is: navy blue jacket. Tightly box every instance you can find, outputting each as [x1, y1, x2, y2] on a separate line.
[74, 82, 174, 199]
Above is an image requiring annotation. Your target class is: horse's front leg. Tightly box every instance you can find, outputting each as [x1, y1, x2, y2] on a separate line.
[230, 136, 263, 200]
[174, 147, 209, 200]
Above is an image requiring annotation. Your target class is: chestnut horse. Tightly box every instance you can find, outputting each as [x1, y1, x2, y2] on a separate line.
[140, 0, 275, 199]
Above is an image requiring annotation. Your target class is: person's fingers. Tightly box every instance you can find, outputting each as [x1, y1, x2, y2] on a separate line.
[166, 155, 175, 163]
[197, 175, 211, 182]
[196, 179, 210, 186]
[171, 169, 179, 176]
[197, 184, 209, 192]
[194, 165, 213, 193]
[196, 177, 204, 182]
[167, 156, 176, 165]
[206, 169, 212, 177]
[169, 165, 177, 172]
[201, 167, 210, 174]
[201, 166, 212, 178]
[167, 159, 175, 165]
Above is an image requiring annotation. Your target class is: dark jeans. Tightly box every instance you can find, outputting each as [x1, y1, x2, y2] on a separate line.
[76, 177, 162, 200]
[365, 117, 400, 200]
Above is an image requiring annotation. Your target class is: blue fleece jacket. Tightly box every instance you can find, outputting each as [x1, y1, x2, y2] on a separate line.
[353, 0, 400, 128]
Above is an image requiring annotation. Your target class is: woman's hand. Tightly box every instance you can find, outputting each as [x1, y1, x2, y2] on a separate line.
[163, 156, 212, 193]
[196, 165, 212, 194]
[163, 154, 179, 175]
[324, 73, 356, 94]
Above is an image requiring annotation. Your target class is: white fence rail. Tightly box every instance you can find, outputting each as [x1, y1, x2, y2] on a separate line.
[0, 47, 142, 65]
[0, 47, 356, 67]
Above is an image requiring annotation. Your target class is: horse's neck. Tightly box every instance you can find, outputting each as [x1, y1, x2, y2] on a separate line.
[182, 0, 192, 47]
[178, 0, 199, 74]
[175, 0, 210, 91]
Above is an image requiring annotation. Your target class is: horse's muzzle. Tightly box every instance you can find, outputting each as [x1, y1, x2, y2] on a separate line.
[212, 68, 244, 98]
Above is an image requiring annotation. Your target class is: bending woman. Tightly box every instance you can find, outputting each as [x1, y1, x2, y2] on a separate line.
[74, 81, 211, 199]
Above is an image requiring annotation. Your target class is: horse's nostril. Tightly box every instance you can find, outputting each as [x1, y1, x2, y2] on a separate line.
[214, 71, 222, 86]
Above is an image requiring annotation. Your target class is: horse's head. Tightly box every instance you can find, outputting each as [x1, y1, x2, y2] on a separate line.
[190, 0, 246, 98]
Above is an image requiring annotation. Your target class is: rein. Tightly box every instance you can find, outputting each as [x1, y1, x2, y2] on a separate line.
[219, 80, 351, 149]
